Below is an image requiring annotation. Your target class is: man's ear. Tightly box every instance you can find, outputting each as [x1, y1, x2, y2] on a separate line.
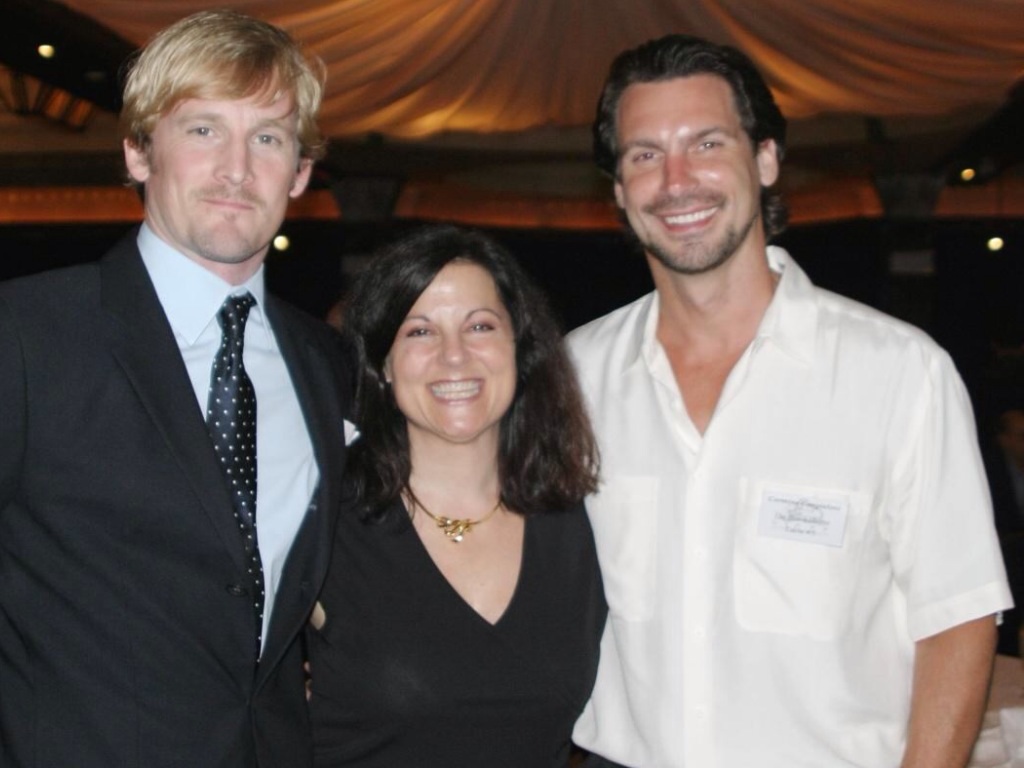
[123, 139, 151, 184]
[289, 158, 314, 198]
[756, 139, 780, 187]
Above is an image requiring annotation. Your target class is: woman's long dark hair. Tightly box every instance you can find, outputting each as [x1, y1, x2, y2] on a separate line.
[344, 224, 599, 521]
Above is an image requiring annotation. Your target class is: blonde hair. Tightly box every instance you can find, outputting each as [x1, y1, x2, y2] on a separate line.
[120, 9, 326, 160]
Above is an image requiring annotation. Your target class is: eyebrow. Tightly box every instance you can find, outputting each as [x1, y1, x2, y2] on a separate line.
[402, 307, 505, 323]
[619, 125, 737, 154]
[619, 138, 662, 154]
[694, 125, 731, 139]
[174, 108, 296, 132]
[466, 308, 505, 322]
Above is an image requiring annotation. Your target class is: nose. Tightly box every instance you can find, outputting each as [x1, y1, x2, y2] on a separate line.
[441, 333, 466, 367]
[663, 152, 697, 194]
[217, 137, 253, 185]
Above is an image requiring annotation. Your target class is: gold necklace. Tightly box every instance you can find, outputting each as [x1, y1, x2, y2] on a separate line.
[411, 495, 502, 543]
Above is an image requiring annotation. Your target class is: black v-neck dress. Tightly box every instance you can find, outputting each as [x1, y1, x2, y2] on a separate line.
[308, 499, 606, 767]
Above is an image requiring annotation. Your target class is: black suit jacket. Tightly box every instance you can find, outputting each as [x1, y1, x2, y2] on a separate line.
[0, 233, 351, 767]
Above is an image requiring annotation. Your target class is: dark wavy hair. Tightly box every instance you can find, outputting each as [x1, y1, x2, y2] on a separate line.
[344, 225, 599, 521]
[593, 34, 789, 238]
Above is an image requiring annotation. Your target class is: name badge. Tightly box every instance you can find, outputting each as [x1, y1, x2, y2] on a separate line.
[758, 489, 848, 548]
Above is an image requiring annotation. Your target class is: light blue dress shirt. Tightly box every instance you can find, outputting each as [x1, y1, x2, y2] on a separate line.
[138, 224, 318, 654]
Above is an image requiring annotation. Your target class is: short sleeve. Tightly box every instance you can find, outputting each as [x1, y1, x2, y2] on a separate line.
[888, 346, 1012, 640]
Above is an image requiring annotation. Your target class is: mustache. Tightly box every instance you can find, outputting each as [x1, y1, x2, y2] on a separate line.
[196, 187, 263, 206]
[643, 192, 723, 215]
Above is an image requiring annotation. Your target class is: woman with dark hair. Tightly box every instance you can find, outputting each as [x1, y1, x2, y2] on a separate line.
[308, 225, 606, 766]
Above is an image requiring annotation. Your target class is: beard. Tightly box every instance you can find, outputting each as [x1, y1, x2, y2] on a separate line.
[623, 193, 760, 276]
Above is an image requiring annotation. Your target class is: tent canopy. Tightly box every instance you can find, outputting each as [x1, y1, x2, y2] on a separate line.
[1, 0, 1022, 225]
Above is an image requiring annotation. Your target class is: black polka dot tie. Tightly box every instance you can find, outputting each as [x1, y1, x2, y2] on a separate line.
[206, 293, 265, 660]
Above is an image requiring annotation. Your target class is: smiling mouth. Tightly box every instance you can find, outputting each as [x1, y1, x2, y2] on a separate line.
[430, 380, 481, 400]
[662, 207, 716, 226]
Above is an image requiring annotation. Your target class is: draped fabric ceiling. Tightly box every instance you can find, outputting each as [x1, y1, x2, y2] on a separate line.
[6, 0, 1024, 227]
[58, 0, 1023, 135]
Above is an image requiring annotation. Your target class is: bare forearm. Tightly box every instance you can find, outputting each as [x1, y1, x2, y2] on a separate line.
[901, 615, 997, 768]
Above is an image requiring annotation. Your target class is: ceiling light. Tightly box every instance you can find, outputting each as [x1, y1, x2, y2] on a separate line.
[987, 237, 1005, 252]
[37, 44, 55, 59]
[960, 167, 976, 182]
[273, 235, 290, 252]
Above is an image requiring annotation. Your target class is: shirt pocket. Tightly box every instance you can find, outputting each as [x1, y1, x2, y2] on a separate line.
[733, 477, 872, 640]
[590, 475, 660, 623]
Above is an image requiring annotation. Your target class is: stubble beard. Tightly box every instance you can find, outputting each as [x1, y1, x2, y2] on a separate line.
[631, 205, 761, 277]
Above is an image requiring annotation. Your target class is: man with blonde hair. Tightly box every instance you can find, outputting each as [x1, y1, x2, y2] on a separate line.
[0, 10, 351, 767]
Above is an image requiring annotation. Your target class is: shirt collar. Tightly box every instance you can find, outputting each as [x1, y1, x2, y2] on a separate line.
[636, 245, 819, 370]
[638, 290, 661, 373]
[755, 246, 818, 366]
[137, 223, 271, 347]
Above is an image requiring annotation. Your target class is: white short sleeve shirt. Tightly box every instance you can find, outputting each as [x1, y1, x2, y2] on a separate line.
[569, 246, 1012, 768]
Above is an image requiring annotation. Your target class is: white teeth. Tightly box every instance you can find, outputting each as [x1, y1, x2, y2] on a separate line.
[431, 380, 480, 399]
[664, 208, 715, 225]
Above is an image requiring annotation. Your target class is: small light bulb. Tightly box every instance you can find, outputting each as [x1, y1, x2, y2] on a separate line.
[987, 237, 1004, 252]
[37, 44, 56, 59]
[273, 235, 290, 251]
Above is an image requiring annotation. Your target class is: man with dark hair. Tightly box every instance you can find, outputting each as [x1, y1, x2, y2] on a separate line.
[0, 10, 350, 767]
[570, 34, 1010, 767]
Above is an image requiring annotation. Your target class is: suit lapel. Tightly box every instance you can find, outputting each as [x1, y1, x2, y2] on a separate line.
[99, 237, 248, 573]
[99, 239, 347, 682]
[256, 298, 348, 682]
